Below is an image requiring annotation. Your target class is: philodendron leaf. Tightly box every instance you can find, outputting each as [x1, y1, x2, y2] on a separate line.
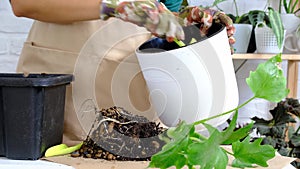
[222, 123, 253, 145]
[232, 136, 276, 168]
[246, 54, 289, 102]
[148, 121, 194, 169]
[221, 111, 253, 145]
[187, 123, 228, 169]
[187, 112, 246, 169]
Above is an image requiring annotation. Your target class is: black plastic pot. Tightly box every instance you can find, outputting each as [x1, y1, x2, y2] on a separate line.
[0, 73, 73, 160]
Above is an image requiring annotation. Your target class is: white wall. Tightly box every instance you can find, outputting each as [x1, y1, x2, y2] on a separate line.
[0, 0, 33, 73]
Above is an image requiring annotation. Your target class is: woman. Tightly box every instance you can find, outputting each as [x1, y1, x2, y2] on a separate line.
[10, 0, 235, 147]
[10, 0, 185, 146]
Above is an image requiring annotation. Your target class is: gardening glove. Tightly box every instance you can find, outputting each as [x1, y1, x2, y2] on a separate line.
[100, 0, 185, 42]
[178, 6, 236, 53]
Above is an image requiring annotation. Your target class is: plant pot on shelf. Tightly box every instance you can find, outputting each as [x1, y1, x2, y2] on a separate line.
[281, 13, 300, 34]
[255, 22, 286, 54]
[232, 24, 253, 53]
[284, 26, 300, 54]
[280, 14, 300, 53]
[135, 23, 239, 130]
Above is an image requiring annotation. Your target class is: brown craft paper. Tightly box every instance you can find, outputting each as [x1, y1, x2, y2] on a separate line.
[44, 146, 296, 169]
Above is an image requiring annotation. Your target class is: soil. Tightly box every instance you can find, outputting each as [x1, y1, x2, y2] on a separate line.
[71, 106, 166, 161]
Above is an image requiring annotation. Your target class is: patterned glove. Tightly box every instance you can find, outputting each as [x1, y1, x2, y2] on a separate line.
[179, 6, 236, 53]
[100, 0, 185, 42]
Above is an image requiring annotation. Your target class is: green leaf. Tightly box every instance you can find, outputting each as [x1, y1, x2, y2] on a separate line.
[262, 136, 277, 148]
[283, 0, 290, 13]
[222, 123, 253, 145]
[269, 100, 296, 125]
[290, 134, 300, 147]
[232, 159, 256, 168]
[221, 111, 252, 145]
[268, 7, 285, 50]
[187, 124, 228, 169]
[232, 136, 276, 168]
[256, 124, 272, 135]
[248, 10, 268, 27]
[270, 125, 286, 138]
[291, 0, 300, 13]
[186, 112, 240, 169]
[45, 142, 83, 157]
[188, 142, 228, 169]
[149, 121, 194, 169]
[246, 54, 289, 102]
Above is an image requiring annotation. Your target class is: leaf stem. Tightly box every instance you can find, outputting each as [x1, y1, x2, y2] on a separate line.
[223, 148, 234, 156]
[233, 0, 239, 17]
[193, 96, 256, 126]
[190, 137, 204, 142]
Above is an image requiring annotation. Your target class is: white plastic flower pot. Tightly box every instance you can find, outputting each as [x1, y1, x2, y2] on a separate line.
[135, 24, 239, 129]
[233, 24, 253, 53]
[280, 13, 300, 35]
[255, 22, 286, 54]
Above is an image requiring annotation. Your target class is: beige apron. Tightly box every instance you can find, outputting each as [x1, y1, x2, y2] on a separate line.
[17, 18, 154, 145]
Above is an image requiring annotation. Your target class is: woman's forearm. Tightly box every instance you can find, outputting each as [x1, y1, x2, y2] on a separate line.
[10, 0, 102, 23]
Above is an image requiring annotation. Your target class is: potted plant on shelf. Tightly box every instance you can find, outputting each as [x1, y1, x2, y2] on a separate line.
[254, 7, 286, 54]
[278, 0, 300, 34]
[227, 9, 270, 53]
[224, 0, 282, 54]
[226, 0, 254, 53]
[274, 0, 300, 53]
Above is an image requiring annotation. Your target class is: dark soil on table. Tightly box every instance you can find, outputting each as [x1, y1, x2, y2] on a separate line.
[71, 106, 166, 161]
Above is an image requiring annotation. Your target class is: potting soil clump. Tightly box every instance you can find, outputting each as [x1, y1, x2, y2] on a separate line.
[71, 106, 166, 161]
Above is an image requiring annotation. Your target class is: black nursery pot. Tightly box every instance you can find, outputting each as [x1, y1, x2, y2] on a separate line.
[0, 73, 73, 160]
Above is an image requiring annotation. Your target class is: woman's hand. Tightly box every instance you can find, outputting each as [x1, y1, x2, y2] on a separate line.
[178, 6, 236, 53]
[100, 0, 185, 42]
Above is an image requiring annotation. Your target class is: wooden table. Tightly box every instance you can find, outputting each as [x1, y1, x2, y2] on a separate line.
[232, 53, 300, 98]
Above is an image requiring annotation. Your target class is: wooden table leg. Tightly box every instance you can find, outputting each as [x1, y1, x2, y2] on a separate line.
[287, 60, 298, 98]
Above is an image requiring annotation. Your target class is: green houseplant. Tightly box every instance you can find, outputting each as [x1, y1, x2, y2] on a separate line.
[224, 0, 284, 53]
[227, 7, 284, 54]
[228, 9, 270, 53]
[148, 53, 289, 168]
[225, 0, 257, 53]
[254, 7, 285, 53]
[278, 0, 300, 14]
[251, 98, 300, 168]
[277, 0, 300, 37]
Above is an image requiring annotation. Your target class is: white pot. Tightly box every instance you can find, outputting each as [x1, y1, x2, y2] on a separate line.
[233, 24, 253, 53]
[255, 22, 286, 54]
[284, 26, 300, 53]
[281, 14, 300, 53]
[135, 24, 239, 129]
[280, 13, 300, 35]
